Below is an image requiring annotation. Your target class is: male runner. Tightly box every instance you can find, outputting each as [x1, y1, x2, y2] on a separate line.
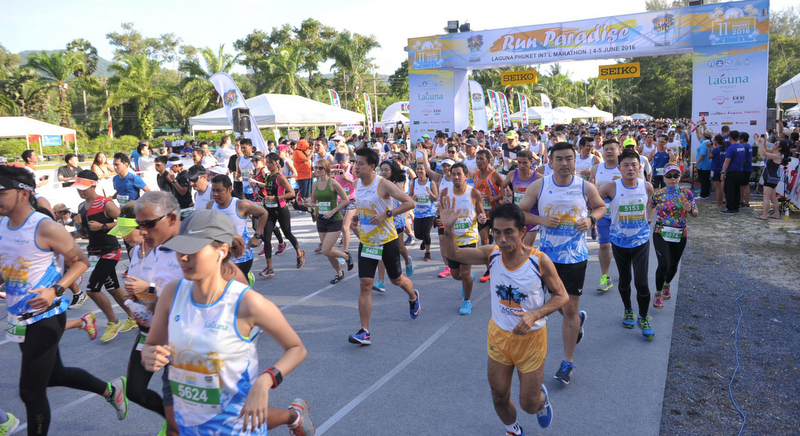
[473, 149, 505, 282]
[439, 162, 486, 315]
[417, 148, 456, 278]
[439, 202, 568, 433]
[519, 142, 606, 385]
[590, 139, 622, 292]
[348, 147, 420, 345]
[112, 153, 149, 205]
[187, 164, 213, 208]
[597, 149, 655, 339]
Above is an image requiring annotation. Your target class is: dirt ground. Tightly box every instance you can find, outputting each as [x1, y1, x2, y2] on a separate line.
[659, 187, 800, 435]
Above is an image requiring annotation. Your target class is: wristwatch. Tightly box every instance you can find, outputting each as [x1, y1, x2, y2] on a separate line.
[589, 215, 597, 226]
[262, 366, 282, 389]
[102, 223, 108, 231]
[386, 210, 393, 218]
[53, 284, 66, 297]
[253, 233, 263, 240]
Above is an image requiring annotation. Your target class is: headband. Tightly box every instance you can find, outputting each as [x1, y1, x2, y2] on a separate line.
[0, 175, 34, 192]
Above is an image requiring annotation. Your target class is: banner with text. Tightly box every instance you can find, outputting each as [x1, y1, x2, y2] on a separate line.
[409, 69, 456, 141]
[364, 93, 374, 133]
[599, 62, 641, 79]
[469, 80, 489, 132]
[498, 92, 511, 130]
[209, 72, 268, 153]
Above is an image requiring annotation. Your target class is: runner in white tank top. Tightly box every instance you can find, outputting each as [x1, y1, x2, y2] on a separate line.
[591, 140, 622, 292]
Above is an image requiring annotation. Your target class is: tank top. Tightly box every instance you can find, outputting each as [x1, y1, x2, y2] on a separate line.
[641, 142, 656, 158]
[763, 158, 781, 184]
[128, 245, 157, 284]
[413, 178, 436, 218]
[263, 172, 287, 209]
[239, 156, 255, 194]
[438, 176, 454, 198]
[153, 247, 182, 297]
[575, 154, 595, 179]
[334, 165, 356, 200]
[512, 169, 539, 216]
[488, 246, 547, 332]
[167, 279, 265, 436]
[652, 151, 670, 176]
[473, 170, 501, 210]
[0, 212, 66, 326]
[283, 162, 299, 189]
[79, 196, 120, 255]
[594, 162, 621, 219]
[542, 163, 555, 178]
[315, 178, 343, 221]
[194, 186, 213, 210]
[355, 176, 398, 246]
[212, 198, 253, 263]
[609, 179, 650, 248]
[463, 155, 478, 174]
[537, 175, 588, 264]
[447, 185, 479, 246]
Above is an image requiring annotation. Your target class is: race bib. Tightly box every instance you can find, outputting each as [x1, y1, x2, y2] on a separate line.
[88, 255, 100, 271]
[361, 244, 383, 260]
[265, 199, 278, 208]
[416, 196, 430, 205]
[660, 226, 683, 243]
[344, 187, 351, 196]
[656, 167, 665, 176]
[482, 199, 492, 209]
[117, 195, 130, 205]
[169, 366, 222, 420]
[135, 332, 148, 351]
[513, 191, 524, 204]
[317, 201, 332, 213]
[618, 200, 646, 222]
[5, 318, 26, 343]
[454, 218, 471, 234]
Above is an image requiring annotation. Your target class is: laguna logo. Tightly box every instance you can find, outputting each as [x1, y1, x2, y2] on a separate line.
[708, 74, 749, 85]
[417, 79, 444, 88]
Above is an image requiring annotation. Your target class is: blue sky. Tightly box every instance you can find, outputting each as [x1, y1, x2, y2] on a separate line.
[1, 0, 796, 80]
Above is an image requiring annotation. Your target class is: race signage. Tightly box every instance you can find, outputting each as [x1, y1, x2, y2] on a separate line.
[599, 62, 640, 79]
[500, 70, 538, 85]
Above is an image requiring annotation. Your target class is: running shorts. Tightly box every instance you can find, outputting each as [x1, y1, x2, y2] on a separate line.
[358, 240, 402, 280]
[552, 260, 587, 296]
[597, 216, 612, 245]
[316, 217, 343, 233]
[487, 319, 547, 373]
[87, 257, 121, 293]
[447, 243, 477, 269]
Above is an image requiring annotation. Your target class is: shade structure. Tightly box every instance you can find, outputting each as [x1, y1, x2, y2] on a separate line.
[631, 113, 654, 120]
[576, 106, 613, 121]
[786, 104, 800, 116]
[509, 107, 545, 121]
[775, 72, 800, 104]
[552, 107, 584, 123]
[0, 116, 78, 154]
[189, 93, 366, 130]
[375, 111, 410, 131]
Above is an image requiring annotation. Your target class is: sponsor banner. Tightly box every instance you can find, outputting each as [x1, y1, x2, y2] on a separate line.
[469, 80, 489, 132]
[364, 93, 374, 133]
[599, 62, 641, 79]
[501, 69, 539, 86]
[209, 72, 268, 154]
[488, 90, 503, 130]
[775, 158, 800, 208]
[408, 0, 769, 69]
[328, 89, 341, 108]
[691, 41, 768, 161]
[43, 135, 62, 146]
[498, 92, 511, 129]
[519, 94, 529, 127]
[540, 94, 554, 126]
[409, 69, 456, 141]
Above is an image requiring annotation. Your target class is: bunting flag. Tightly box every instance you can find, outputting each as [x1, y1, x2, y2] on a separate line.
[328, 89, 341, 108]
[364, 93, 374, 133]
[468, 80, 488, 132]
[518, 94, 529, 127]
[209, 72, 267, 153]
[498, 92, 511, 130]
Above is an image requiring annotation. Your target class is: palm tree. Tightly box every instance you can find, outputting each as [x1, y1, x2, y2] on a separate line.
[257, 46, 313, 97]
[105, 53, 167, 138]
[25, 50, 85, 126]
[179, 44, 239, 110]
[583, 77, 615, 111]
[325, 31, 380, 110]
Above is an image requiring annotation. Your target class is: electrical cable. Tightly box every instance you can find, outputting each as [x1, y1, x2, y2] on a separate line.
[729, 234, 748, 436]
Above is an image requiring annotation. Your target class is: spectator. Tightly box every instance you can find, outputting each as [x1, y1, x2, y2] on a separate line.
[137, 141, 155, 172]
[293, 137, 313, 202]
[21, 150, 49, 188]
[57, 153, 82, 187]
[91, 152, 116, 180]
[694, 129, 713, 199]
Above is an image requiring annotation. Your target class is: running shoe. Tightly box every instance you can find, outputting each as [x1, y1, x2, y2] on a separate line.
[506, 428, 525, 436]
[554, 360, 574, 385]
[120, 317, 137, 333]
[404, 235, 415, 246]
[157, 421, 167, 436]
[345, 253, 354, 271]
[719, 209, 739, 214]
[405, 257, 414, 277]
[637, 316, 655, 339]
[348, 328, 371, 345]
[0, 412, 19, 435]
[69, 291, 88, 309]
[622, 309, 635, 329]
[259, 268, 274, 278]
[662, 282, 672, 299]
[258, 247, 265, 257]
[423, 252, 432, 262]
[248, 272, 255, 287]
[479, 270, 490, 283]
[459, 299, 473, 315]
[653, 293, 664, 309]
[409, 290, 420, 319]
[107, 376, 129, 420]
[330, 273, 344, 284]
[373, 280, 386, 292]
[296, 250, 306, 269]
[576, 310, 587, 344]
[82, 312, 98, 340]
[100, 320, 123, 343]
[437, 267, 451, 278]
[597, 274, 613, 291]
[289, 398, 315, 436]
[314, 243, 323, 254]
[275, 243, 287, 255]
[536, 385, 553, 428]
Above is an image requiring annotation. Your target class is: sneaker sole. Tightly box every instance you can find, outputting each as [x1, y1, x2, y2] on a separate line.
[553, 374, 570, 385]
[348, 336, 371, 345]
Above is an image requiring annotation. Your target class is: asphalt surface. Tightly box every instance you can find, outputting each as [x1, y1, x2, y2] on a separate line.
[1, 213, 679, 436]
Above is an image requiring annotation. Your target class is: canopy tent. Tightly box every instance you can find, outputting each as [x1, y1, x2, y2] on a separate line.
[775, 72, 800, 104]
[509, 107, 546, 121]
[786, 104, 800, 116]
[631, 113, 654, 121]
[189, 93, 365, 131]
[0, 117, 78, 156]
[552, 107, 584, 123]
[381, 101, 409, 121]
[577, 106, 613, 121]
[375, 111, 409, 131]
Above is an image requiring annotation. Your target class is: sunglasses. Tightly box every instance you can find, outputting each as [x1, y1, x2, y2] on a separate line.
[664, 173, 680, 179]
[136, 214, 168, 229]
[314, 166, 325, 170]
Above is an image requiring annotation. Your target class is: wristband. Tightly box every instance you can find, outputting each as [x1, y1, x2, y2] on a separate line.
[262, 366, 282, 389]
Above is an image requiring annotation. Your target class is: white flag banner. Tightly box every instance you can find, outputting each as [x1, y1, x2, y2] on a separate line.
[364, 93, 374, 133]
[209, 72, 267, 153]
[540, 93, 555, 126]
[519, 94, 529, 128]
[469, 80, 488, 132]
[328, 89, 341, 108]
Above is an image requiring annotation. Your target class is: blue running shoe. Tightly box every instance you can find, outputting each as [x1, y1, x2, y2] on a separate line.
[459, 299, 472, 315]
[406, 257, 413, 277]
[554, 360, 574, 385]
[622, 309, 635, 329]
[348, 329, 371, 345]
[536, 385, 553, 428]
[409, 290, 420, 319]
[576, 310, 587, 344]
[373, 279, 386, 292]
[637, 316, 655, 339]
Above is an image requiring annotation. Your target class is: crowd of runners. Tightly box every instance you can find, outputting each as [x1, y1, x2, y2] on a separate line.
[1, 117, 792, 436]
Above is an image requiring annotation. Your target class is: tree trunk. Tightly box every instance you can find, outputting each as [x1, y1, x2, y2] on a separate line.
[83, 89, 88, 120]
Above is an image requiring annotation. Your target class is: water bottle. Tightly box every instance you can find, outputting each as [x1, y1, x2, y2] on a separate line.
[124, 299, 153, 328]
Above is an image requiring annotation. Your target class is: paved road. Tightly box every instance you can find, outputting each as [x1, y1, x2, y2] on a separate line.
[1, 213, 679, 435]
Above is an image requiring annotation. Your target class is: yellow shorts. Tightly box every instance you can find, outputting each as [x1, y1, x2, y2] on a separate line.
[487, 319, 547, 373]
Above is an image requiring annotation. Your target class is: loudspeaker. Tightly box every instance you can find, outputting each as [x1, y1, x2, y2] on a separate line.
[767, 108, 779, 128]
[232, 108, 252, 133]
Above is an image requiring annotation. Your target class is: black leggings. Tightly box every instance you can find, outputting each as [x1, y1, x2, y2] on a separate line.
[612, 241, 651, 318]
[263, 207, 299, 259]
[252, 215, 283, 244]
[236, 259, 253, 276]
[653, 232, 687, 293]
[126, 332, 165, 417]
[413, 216, 434, 248]
[19, 312, 107, 435]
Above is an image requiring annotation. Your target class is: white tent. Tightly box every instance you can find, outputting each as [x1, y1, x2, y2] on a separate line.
[509, 107, 546, 121]
[775, 72, 800, 104]
[552, 107, 583, 123]
[631, 113, 654, 121]
[381, 101, 409, 121]
[786, 104, 800, 116]
[577, 106, 613, 121]
[0, 116, 78, 155]
[189, 94, 365, 131]
[375, 111, 410, 131]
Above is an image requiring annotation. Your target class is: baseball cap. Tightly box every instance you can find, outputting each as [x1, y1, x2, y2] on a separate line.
[422, 134, 430, 139]
[703, 129, 713, 139]
[441, 159, 456, 166]
[160, 209, 235, 254]
[664, 163, 681, 175]
[186, 164, 207, 182]
[209, 165, 228, 175]
[332, 135, 346, 142]
[623, 138, 637, 148]
[465, 137, 479, 147]
[506, 131, 519, 139]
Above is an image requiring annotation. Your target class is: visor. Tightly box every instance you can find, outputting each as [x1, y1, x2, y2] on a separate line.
[72, 177, 97, 191]
[108, 217, 138, 237]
